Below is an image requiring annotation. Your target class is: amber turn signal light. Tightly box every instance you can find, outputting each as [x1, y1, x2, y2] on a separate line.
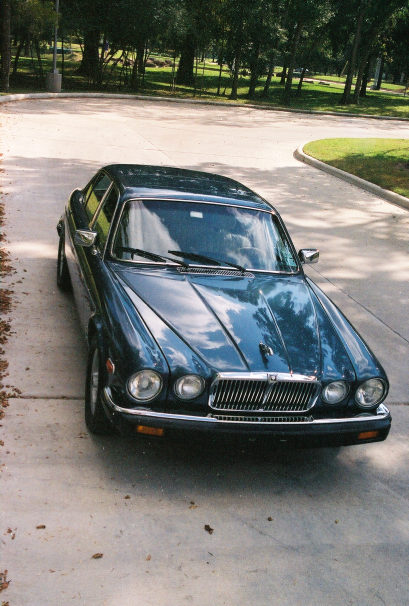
[358, 430, 379, 440]
[106, 359, 115, 374]
[136, 425, 164, 437]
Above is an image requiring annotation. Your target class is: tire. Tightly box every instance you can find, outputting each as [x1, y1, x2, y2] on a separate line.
[85, 339, 115, 435]
[57, 234, 71, 291]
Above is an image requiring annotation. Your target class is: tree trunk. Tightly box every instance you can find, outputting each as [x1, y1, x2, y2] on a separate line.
[13, 41, 23, 76]
[247, 40, 261, 98]
[216, 40, 224, 96]
[61, 30, 65, 81]
[176, 34, 195, 86]
[340, 4, 365, 105]
[35, 40, 44, 85]
[130, 56, 139, 90]
[78, 28, 100, 83]
[229, 47, 241, 100]
[359, 55, 372, 97]
[296, 67, 307, 96]
[0, 0, 11, 92]
[373, 56, 385, 90]
[262, 61, 275, 97]
[280, 65, 287, 84]
[282, 21, 303, 106]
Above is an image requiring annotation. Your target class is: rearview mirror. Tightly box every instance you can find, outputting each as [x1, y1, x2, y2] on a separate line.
[298, 248, 319, 264]
[75, 229, 98, 248]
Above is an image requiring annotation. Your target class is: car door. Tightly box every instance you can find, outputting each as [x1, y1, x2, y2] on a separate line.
[84, 184, 120, 329]
[67, 172, 115, 333]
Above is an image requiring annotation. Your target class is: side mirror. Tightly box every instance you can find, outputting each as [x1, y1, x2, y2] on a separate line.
[298, 248, 319, 264]
[75, 229, 98, 248]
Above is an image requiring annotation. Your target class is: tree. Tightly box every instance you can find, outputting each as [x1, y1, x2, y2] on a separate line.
[11, 0, 55, 84]
[175, 0, 218, 87]
[0, 0, 11, 91]
[281, 0, 333, 105]
[62, 0, 106, 84]
[382, 5, 409, 87]
[340, 0, 408, 105]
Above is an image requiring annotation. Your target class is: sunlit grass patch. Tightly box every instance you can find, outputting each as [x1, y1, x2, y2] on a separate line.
[304, 138, 409, 198]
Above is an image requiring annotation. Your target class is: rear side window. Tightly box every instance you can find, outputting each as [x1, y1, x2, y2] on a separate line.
[93, 185, 119, 252]
[84, 173, 112, 223]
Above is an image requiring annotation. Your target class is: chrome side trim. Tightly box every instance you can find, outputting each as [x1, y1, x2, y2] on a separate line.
[103, 387, 389, 426]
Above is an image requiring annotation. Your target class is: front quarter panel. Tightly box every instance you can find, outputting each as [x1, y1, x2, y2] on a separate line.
[306, 277, 388, 383]
[96, 264, 170, 406]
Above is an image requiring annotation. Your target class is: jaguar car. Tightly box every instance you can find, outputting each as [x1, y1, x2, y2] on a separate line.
[56, 165, 391, 445]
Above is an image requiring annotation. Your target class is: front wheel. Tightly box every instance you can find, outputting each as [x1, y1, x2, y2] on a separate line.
[57, 234, 71, 291]
[85, 340, 114, 435]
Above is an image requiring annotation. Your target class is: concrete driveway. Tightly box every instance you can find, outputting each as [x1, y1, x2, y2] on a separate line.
[1, 97, 408, 606]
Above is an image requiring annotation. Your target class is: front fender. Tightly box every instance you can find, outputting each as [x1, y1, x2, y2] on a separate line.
[306, 277, 388, 383]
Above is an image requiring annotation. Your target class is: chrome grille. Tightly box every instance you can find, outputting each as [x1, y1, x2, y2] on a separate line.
[211, 414, 313, 423]
[209, 374, 319, 413]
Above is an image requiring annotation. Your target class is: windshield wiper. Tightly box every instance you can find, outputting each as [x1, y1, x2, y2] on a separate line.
[117, 247, 189, 267]
[168, 250, 247, 273]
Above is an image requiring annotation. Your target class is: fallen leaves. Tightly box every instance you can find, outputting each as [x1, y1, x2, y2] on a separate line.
[0, 570, 9, 592]
[36, 525, 46, 530]
[92, 553, 103, 559]
[204, 524, 214, 535]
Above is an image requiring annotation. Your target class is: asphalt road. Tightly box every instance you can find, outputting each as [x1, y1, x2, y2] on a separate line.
[1, 97, 408, 606]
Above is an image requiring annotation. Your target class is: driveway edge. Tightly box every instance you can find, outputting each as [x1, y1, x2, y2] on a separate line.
[294, 145, 409, 211]
[1, 91, 409, 122]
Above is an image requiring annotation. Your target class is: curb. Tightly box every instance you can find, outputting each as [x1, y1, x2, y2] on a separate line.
[1, 91, 409, 122]
[294, 145, 409, 212]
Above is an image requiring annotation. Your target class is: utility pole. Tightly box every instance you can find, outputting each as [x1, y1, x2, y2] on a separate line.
[46, 0, 62, 92]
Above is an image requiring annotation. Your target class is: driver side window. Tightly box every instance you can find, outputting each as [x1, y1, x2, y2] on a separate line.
[92, 185, 119, 253]
[84, 173, 112, 223]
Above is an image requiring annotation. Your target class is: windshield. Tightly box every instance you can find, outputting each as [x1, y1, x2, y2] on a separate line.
[112, 199, 299, 273]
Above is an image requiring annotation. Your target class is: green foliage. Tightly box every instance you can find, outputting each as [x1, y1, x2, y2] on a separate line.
[6, 0, 409, 112]
[13, 0, 55, 42]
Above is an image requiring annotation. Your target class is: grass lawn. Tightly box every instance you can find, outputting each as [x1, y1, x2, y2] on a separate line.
[303, 138, 409, 198]
[3, 50, 409, 120]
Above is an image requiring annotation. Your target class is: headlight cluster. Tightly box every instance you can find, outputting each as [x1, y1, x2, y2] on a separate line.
[128, 371, 205, 402]
[174, 375, 205, 400]
[128, 370, 162, 401]
[355, 379, 386, 409]
[322, 381, 349, 405]
[322, 378, 387, 409]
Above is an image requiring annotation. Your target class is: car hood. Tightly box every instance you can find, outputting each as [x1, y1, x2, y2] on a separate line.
[115, 267, 353, 378]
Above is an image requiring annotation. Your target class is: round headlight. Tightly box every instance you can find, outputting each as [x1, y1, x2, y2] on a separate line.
[174, 375, 205, 400]
[355, 379, 386, 409]
[322, 381, 349, 405]
[128, 370, 162, 401]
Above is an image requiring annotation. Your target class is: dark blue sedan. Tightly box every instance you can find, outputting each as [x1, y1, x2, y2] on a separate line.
[57, 165, 391, 445]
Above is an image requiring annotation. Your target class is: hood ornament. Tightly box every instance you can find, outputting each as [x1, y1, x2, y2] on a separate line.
[259, 342, 274, 357]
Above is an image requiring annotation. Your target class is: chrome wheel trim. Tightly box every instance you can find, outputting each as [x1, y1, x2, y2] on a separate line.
[89, 349, 100, 416]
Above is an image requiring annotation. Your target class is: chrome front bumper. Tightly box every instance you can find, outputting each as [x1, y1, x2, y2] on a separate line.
[103, 387, 391, 444]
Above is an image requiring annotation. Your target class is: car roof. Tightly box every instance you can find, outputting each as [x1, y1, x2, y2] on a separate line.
[103, 164, 273, 211]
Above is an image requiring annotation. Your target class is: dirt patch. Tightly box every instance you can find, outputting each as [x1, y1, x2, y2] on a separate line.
[0, 198, 19, 418]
